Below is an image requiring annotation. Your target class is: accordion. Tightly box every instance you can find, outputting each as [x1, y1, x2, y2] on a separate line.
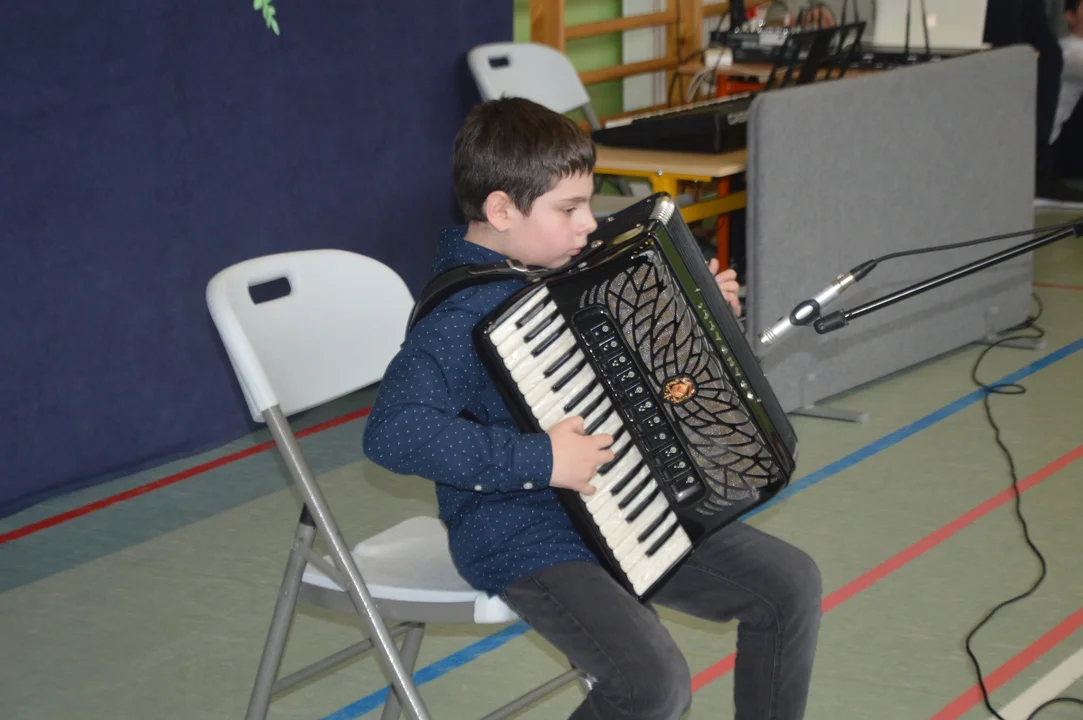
[409, 193, 797, 600]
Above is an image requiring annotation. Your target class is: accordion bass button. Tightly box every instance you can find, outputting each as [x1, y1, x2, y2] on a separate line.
[672, 482, 704, 505]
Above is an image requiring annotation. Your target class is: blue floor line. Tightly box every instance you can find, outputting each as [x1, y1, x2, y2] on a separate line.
[322, 336, 1083, 719]
[763, 336, 1083, 515]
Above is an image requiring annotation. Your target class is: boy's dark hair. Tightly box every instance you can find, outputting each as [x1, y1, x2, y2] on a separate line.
[452, 97, 596, 223]
[1068, 0, 1079, 13]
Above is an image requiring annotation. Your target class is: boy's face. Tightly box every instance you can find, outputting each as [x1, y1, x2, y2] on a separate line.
[501, 173, 598, 269]
[1069, 7, 1081, 35]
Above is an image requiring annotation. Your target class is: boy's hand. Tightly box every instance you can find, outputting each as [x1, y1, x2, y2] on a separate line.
[708, 258, 742, 316]
[547, 416, 615, 496]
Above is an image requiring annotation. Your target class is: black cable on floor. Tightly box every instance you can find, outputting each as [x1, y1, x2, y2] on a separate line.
[963, 295, 1083, 720]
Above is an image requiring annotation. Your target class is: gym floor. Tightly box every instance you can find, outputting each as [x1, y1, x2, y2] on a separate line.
[1, 209, 1081, 720]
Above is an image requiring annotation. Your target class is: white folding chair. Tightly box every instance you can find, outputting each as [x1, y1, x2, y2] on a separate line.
[205, 249, 589, 720]
[466, 41, 641, 216]
[467, 42, 603, 130]
[465, 42, 702, 220]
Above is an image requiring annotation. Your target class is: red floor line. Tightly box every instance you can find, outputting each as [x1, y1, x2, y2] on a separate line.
[0, 407, 372, 546]
[1034, 282, 1083, 291]
[929, 607, 1083, 720]
[690, 443, 1083, 693]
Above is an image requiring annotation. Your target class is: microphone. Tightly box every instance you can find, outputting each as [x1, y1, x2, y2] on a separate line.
[757, 217, 1082, 348]
[758, 260, 876, 347]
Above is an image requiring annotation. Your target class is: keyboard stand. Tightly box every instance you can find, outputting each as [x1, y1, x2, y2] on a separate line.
[765, 22, 867, 90]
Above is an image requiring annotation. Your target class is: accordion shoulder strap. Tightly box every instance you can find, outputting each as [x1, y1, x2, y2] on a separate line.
[406, 259, 547, 332]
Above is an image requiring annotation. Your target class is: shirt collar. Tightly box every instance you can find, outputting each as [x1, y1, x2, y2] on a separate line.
[432, 226, 508, 275]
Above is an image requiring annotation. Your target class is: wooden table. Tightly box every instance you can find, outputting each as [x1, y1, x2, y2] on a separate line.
[594, 145, 748, 266]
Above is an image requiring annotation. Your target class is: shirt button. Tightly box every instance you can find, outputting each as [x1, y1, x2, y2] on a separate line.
[523, 482, 534, 490]
[474, 484, 483, 491]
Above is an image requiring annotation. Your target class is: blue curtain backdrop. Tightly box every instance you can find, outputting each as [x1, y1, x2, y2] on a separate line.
[0, 0, 511, 516]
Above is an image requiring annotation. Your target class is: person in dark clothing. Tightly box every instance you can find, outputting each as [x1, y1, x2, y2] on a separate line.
[1051, 0, 1083, 177]
[985, 0, 1083, 203]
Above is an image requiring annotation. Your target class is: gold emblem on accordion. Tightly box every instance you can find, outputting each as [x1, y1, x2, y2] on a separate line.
[662, 376, 697, 405]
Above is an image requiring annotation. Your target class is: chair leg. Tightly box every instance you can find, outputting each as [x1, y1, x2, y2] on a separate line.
[595, 173, 637, 198]
[245, 511, 317, 720]
[477, 668, 584, 720]
[380, 625, 426, 720]
[264, 406, 432, 720]
[576, 671, 595, 696]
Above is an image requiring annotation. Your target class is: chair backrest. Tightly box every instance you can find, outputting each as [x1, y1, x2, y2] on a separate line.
[206, 249, 414, 423]
[467, 42, 598, 127]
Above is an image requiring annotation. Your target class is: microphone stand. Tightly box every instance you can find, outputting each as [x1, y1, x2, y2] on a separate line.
[813, 223, 1080, 336]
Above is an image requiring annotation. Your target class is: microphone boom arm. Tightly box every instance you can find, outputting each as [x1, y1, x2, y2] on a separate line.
[813, 224, 1079, 335]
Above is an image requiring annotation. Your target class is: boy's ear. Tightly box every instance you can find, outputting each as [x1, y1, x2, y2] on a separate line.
[482, 190, 520, 232]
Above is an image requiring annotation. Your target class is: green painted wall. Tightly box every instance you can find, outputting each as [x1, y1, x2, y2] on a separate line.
[512, 0, 625, 117]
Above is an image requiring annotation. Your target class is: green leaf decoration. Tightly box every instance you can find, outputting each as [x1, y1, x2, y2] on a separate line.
[255, 0, 280, 35]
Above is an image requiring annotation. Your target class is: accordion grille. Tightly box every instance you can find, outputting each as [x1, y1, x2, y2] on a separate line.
[581, 253, 778, 514]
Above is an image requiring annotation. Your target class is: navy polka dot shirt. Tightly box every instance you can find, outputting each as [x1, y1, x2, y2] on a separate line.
[363, 226, 600, 595]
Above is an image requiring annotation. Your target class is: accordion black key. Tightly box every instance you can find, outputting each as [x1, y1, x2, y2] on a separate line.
[471, 193, 798, 599]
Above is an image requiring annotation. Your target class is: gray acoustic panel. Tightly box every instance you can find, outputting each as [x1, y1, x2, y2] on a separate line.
[745, 46, 1037, 413]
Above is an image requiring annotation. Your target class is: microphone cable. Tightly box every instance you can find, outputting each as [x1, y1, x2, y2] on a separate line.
[823, 217, 1082, 307]
[835, 219, 1083, 717]
[866, 217, 1083, 266]
[823, 216, 1078, 300]
[962, 294, 1083, 720]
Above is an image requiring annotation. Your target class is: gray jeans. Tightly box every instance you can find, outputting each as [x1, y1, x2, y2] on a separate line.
[500, 522, 822, 720]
